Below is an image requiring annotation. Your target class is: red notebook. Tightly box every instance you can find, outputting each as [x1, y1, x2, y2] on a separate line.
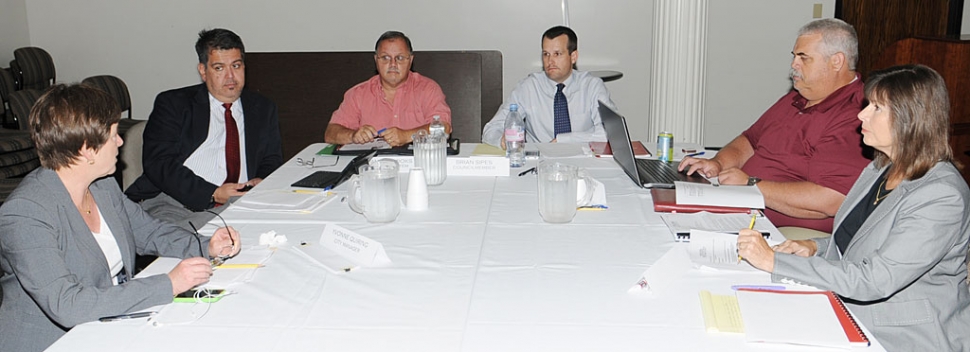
[736, 289, 870, 347]
[650, 188, 750, 213]
[589, 141, 651, 157]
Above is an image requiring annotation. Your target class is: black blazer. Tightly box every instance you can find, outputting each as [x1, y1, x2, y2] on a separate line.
[125, 84, 283, 210]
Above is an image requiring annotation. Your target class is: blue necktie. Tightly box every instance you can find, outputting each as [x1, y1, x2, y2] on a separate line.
[553, 83, 571, 136]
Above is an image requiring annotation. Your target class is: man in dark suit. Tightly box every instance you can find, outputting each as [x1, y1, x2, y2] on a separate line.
[126, 28, 282, 227]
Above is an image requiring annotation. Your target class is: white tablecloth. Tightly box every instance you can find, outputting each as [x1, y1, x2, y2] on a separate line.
[47, 143, 884, 352]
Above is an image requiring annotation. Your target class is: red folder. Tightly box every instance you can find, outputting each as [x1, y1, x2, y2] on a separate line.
[737, 289, 870, 346]
[650, 188, 751, 213]
[589, 141, 651, 157]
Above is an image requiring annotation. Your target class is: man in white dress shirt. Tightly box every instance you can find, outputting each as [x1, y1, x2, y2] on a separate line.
[483, 26, 617, 147]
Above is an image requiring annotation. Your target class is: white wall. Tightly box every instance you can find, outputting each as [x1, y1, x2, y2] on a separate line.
[963, 1, 970, 36]
[704, 0, 835, 147]
[0, 0, 30, 65]
[10, 0, 840, 145]
[20, 0, 654, 140]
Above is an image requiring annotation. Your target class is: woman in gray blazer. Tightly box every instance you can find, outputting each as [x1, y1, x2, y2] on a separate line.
[0, 84, 242, 352]
[738, 65, 970, 351]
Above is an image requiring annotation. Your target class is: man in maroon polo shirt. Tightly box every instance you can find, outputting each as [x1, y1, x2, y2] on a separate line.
[679, 18, 870, 233]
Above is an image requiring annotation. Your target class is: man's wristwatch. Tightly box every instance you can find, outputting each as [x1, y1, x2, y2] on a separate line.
[747, 176, 762, 186]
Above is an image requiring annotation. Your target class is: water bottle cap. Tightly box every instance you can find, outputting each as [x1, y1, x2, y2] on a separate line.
[509, 103, 518, 111]
[433, 115, 440, 121]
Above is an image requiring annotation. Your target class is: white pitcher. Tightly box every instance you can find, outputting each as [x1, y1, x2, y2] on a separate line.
[412, 130, 447, 186]
[348, 159, 401, 223]
[537, 162, 594, 223]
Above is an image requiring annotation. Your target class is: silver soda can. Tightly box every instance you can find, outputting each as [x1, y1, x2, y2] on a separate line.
[657, 131, 674, 162]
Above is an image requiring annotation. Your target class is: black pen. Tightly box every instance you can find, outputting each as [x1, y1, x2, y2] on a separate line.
[99, 311, 156, 322]
[518, 167, 537, 177]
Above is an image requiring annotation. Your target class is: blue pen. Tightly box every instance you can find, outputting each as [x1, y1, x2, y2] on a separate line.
[685, 151, 705, 157]
[375, 128, 387, 137]
[731, 285, 786, 291]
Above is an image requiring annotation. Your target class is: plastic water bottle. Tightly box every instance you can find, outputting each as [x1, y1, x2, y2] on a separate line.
[504, 104, 526, 167]
[429, 115, 447, 140]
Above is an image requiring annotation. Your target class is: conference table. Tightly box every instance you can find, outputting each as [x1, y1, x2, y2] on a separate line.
[47, 143, 884, 352]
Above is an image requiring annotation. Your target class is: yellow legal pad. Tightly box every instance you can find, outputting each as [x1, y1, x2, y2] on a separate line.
[698, 290, 745, 334]
[471, 144, 506, 157]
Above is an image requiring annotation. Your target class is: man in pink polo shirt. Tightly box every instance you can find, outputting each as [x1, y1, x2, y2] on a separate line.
[325, 31, 452, 147]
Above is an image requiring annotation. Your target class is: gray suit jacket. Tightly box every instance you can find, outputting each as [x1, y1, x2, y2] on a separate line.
[0, 168, 209, 352]
[773, 161, 970, 351]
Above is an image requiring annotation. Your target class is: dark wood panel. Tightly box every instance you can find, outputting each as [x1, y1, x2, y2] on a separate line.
[838, 0, 954, 78]
[875, 38, 970, 184]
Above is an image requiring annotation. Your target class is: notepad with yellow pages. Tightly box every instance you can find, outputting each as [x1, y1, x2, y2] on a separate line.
[698, 290, 744, 333]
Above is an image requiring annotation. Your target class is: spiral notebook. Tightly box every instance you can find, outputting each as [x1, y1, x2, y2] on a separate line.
[734, 289, 870, 348]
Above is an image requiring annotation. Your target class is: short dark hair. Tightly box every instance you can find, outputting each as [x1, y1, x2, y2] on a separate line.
[864, 64, 954, 181]
[543, 26, 578, 53]
[30, 84, 121, 170]
[196, 28, 245, 65]
[375, 31, 413, 54]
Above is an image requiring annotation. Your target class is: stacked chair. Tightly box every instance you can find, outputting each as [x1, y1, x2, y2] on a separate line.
[0, 129, 40, 203]
[82, 75, 141, 136]
[12, 47, 55, 90]
[0, 47, 55, 202]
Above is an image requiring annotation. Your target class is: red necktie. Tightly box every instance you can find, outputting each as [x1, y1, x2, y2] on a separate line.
[223, 103, 240, 184]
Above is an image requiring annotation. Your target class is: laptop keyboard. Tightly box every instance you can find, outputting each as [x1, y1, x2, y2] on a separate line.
[635, 159, 684, 184]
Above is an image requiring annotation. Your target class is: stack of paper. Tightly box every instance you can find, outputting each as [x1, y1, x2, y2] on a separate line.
[660, 212, 779, 242]
[233, 190, 336, 213]
[674, 181, 765, 209]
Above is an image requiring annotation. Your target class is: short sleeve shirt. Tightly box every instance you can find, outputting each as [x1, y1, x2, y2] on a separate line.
[741, 75, 870, 232]
[329, 72, 452, 131]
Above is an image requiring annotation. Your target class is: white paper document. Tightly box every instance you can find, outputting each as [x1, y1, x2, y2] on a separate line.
[687, 230, 761, 272]
[674, 182, 765, 209]
[660, 212, 779, 242]
[206, 246, 274, 288]
[537, 143, 590, 158]
[233, 190, 336, 213]
[628, 245, 692, 295]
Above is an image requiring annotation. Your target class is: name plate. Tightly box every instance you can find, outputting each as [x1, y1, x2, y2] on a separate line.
[295, 223, 392, 274]
[373, 156, 510, 177]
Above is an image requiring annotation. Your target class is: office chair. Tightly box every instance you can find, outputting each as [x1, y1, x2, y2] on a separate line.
[8, 89, 43, 130]
[119, 120, 146, 191]
[0, 68, 16, 128]
[82, 75, 140, 136]
[13, 47, 55, 90]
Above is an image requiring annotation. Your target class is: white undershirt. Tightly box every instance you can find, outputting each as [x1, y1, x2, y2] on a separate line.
[90, 207, 124, 285]
[183, 94, 249, 185]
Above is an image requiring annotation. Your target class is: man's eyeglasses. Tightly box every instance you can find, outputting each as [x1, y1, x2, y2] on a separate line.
[296, 156, 338, 168]
[188, 210, 235, 267]
[376, 55, 411, 64]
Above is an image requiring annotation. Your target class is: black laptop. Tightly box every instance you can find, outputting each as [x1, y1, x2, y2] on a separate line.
[598, 102, 709, 188]
[290, 150, 378, 189]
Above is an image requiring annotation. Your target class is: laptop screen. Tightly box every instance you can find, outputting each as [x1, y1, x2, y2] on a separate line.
[598, 102, 643, 186]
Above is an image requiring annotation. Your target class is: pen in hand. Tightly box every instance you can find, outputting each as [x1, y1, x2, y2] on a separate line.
[739, 213, 757, 263]
[375, 128, 387, 137]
